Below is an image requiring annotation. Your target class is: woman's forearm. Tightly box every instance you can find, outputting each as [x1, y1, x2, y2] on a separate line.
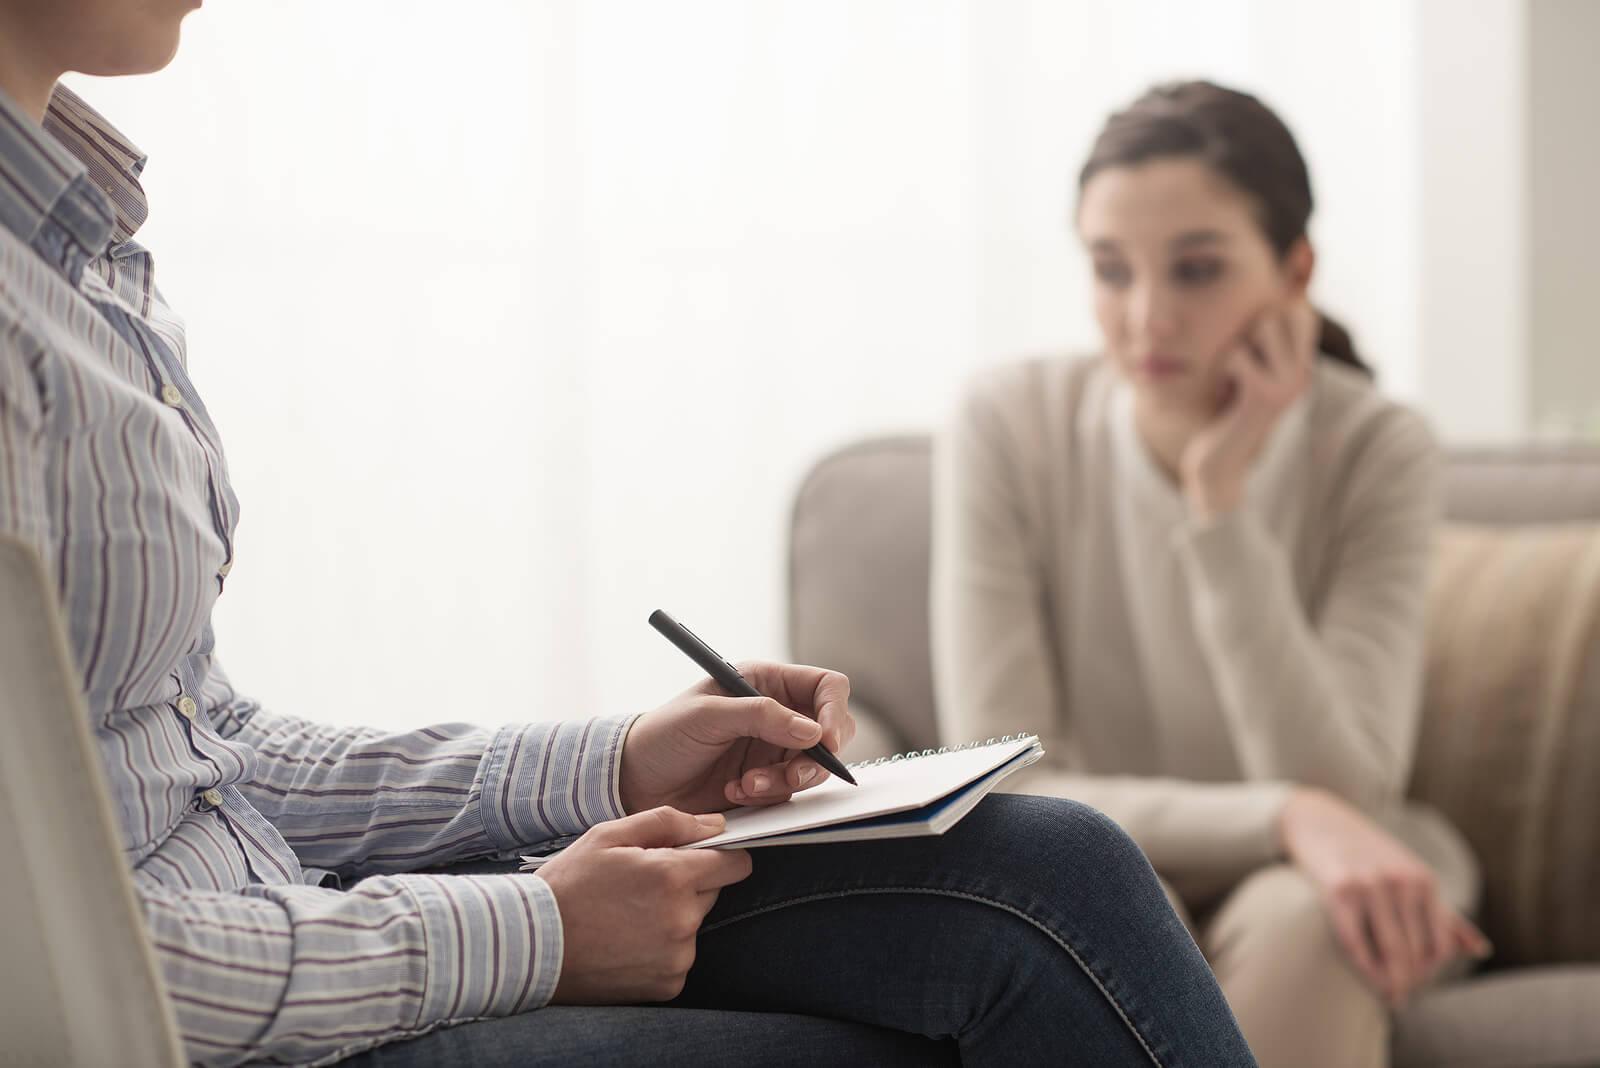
[1008, 764, 1293, 905]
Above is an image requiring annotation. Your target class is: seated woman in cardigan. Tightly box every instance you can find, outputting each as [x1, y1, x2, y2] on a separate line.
[932, 79, 1490, 1068]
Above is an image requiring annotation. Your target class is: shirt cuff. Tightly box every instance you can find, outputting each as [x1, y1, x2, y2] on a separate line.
[1229, 779, 1296, 867]
[400, 872, 563, 1023]
[479, 716, 633, 849]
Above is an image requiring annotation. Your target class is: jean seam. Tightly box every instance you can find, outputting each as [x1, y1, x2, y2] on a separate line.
[701, 884, 1165, 1068]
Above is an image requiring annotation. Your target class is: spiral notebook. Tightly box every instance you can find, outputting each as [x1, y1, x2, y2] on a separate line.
[520, 735, 1041, 868]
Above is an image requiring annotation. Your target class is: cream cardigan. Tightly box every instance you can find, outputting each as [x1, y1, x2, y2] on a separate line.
[931, 355, 1440, 904]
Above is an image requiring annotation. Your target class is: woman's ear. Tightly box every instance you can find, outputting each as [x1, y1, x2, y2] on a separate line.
[1284, 238, 1315, 297]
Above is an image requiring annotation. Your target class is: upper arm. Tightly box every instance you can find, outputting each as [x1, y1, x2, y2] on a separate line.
[932, 373, 1042, 576]
[1315, 407, 1442, 790]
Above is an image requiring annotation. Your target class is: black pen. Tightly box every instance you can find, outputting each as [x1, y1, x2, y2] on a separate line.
[648, 609, 858, 786]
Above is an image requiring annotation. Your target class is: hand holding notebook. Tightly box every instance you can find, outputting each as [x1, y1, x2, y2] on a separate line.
[522, 610, 1043, 870]
[522, 734, 1042, 868]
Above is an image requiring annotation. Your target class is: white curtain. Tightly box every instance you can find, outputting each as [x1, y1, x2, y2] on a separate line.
[71, 0, 1430, 729]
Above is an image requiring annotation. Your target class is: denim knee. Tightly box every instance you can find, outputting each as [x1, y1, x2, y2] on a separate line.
[975, 793, 1149, 870]
[953, 793, 1166, 918]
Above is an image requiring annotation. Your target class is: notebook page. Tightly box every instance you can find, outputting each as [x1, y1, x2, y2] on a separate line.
[688, 736, 1039, 849]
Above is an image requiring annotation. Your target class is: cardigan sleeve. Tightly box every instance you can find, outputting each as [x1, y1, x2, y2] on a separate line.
[1173, 406, 1441, 811]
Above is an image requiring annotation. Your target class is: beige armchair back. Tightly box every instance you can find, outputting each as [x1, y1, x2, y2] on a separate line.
[0, 535, 184, 1067]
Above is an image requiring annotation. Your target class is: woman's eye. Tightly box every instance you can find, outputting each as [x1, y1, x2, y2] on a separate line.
[1174, 259, 1223, 285]
[1094, 261, 1131, 287]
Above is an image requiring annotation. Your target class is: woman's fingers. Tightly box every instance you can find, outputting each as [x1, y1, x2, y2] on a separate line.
[724, 762, 800, 807]
[1284, 792, 1483, 1009]
[1367, 885, 1418, 1006]
[1290, 301, 1320, 371]
[730, 661, 854, 755]
[1214, 348, 1267, 433]
[724, 753, 840, 804]
[1327, 891, 1389, 996]
[1455, 916, 1494, 960]
[1245, 303, 1317, 405]
[1250, 312, 1295, 387]
[693, 694, 822, 753]
[1394, 881, 1435, 983]
[781, 755, 830, 791]
[1421, 889, 1457, 978]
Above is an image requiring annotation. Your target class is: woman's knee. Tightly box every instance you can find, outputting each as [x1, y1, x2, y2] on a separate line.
[1208, 866, 1388, 1068]
[1208, 865, 1346, 972]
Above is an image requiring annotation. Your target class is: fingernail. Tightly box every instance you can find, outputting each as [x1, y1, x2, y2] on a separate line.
[796, 766, 816, 787]
[751, 773, 769, 793]
[695, 813, 724, 830]
[730, 784, 747, 802]
[789, 716, 821, 741]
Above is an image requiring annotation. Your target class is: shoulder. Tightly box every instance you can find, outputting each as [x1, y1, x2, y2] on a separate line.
[1309, 360, 1439, 472]
[1307, 361, 1441, 524]
[0, 234, 61, 432]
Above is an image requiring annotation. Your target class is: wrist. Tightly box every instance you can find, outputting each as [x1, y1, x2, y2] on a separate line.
[1275, 785, 1320, 855]
[615, 715, 648, 816]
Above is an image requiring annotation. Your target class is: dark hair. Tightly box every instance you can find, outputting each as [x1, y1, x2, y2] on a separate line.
[1078, 80, 1370, 376]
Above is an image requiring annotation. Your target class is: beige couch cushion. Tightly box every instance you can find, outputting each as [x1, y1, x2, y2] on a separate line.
[790, 437, 938, 754]
[1395, 966, 1600, 1068]
[1409, 524, 1600, 966]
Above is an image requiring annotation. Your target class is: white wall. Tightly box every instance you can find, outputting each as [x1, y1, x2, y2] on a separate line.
[69, 0, 1503, 730]
[1415, 0, 1528, 443]
[1528, 0, 1600, 436]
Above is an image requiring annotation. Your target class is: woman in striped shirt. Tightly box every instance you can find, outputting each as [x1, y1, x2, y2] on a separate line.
[0, 3, 1258, 1066]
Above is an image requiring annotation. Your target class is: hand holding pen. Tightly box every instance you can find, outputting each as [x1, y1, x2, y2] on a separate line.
[530, 614, 857, 1001]
[613, 611, 858, 817]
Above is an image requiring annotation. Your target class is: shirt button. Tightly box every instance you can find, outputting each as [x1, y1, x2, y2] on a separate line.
[200, 788, 224, 808]
[218, 560, 232, 577]
[176, 696, 198, 719]
[160, 384, 184, 407]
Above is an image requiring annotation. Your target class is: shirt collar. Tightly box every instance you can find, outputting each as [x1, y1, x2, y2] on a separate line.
[0, 82, 147, 274]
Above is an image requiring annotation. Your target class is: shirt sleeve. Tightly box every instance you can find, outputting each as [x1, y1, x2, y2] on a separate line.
[139, 868, 564, 1067]
[930, 369, 1294, 904]
[202, 669, 632, 879]
[1173, 407, 1441, 812]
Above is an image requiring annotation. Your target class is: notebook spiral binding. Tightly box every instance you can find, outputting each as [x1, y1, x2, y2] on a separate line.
[846, 734, 1027, 770]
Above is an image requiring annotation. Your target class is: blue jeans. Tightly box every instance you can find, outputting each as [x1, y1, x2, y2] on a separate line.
[341, 795, 1256, 1066]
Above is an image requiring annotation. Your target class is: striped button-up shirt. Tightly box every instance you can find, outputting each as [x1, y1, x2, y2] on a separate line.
[0, 84, 630, 1066]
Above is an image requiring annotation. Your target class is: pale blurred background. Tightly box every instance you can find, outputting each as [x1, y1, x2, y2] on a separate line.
[66, 0, 1598, 729]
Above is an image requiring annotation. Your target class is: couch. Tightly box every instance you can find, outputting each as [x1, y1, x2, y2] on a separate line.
[790, 437, 1600, 1068]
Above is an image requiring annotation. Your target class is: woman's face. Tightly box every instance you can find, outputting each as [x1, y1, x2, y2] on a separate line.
[1077, 157, 1307, 416]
